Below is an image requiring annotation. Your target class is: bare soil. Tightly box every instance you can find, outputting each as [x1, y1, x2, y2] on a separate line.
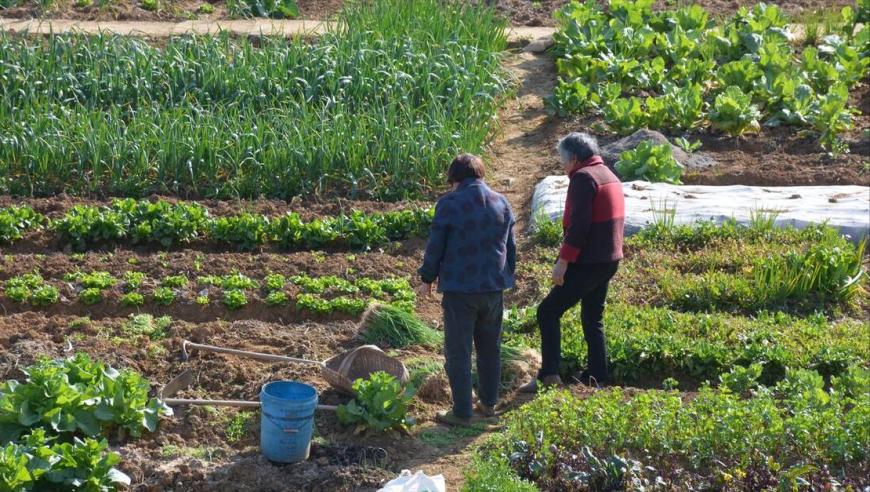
[0, 0, 856, 26]
[0, 307, 526, 490]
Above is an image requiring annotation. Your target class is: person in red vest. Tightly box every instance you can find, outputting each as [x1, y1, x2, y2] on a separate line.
[520, 132, 625, 392]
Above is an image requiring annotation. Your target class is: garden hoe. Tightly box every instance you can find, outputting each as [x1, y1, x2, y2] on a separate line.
[159, 368, 338, 412]
[159, 340, 409, 409]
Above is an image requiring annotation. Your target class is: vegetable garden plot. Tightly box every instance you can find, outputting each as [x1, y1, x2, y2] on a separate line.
[0, 216, 867, 490]
[468, 371, 870, 490]
[550, 0, 869, 154]
[0, 0, 509, 200]
[0, 312, 442, 490]
[508, 220, 868, 387]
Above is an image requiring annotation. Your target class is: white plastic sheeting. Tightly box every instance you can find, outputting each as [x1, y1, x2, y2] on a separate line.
[530, 177, 870, 242]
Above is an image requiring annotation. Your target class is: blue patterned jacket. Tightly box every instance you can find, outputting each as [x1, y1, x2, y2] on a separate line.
[418, 178, 516, 293]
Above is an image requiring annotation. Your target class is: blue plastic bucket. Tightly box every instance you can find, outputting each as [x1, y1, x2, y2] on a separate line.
[259, 381, 318, 463]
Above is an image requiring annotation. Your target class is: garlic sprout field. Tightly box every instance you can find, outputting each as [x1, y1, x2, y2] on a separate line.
[0, 0, 868, 491]
[0, 0, 508, 199]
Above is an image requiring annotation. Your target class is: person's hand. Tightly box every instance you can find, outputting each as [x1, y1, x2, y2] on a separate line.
[551, 259, 568, 286]
[415, 282, 433, 297]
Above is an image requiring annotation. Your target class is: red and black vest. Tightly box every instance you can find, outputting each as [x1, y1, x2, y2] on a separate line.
[558, 156, 625, 264]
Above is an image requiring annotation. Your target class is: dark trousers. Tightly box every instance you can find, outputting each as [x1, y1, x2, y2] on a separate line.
[442, 291, 503, 419]
[537, 261, 619, 384]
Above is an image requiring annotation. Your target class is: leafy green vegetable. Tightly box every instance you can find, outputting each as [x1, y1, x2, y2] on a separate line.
[811, 84, 855, 154]
[120, 292, 145, 307]
[45, 201, 431, 252]
[0, 207, 44, 244]
[709, 86, 762, 136]
[78, 288, 103, 305]
[220, 272, 258, 290]
[531, 210, 562, 248]
[0, 353, 172, 443]
[52, 206, 127, 251]
[719, 363, 763, 393]
[615, 141, 682, 184]
[162, 274, 188, 289]
[476, 368, 869, 488]
[114, 199, 208, 247]
[550, 1, 866, 148]
[222, 289, 248, 310]
[77, 271, 116, 290]
[227, 0, 297, 19]
[263, 273, 286, 291]
[4, 274, 58, 306]
[209, 214, 271, 251]
[336, 372, 414, 433]
[151, 287, 176, 306]
[122, 271, 147, 292]
[0, 430, 130, 492]
[121, 314, 171, 340]
[30, 285, 60, 307]
[265, 291, 288, 306]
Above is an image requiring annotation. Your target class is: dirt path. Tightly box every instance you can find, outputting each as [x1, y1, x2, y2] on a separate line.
[486, 47, 568, 234]
[0, 17, 554, 45]
[378, 51, 568, 489]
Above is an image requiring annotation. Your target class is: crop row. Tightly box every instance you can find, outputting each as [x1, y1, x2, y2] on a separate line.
[504, 301, 868, 387]
[515, 220, 868, 386]
[468, 367, 869, 490]
[0, 201, 432, 251]
[3, 271, 416, 315]
[0, 0, 508, 199]
[551, 1, 869, 152]
[638, 222, 867, 313]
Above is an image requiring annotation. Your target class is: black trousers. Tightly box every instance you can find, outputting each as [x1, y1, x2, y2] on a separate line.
[442, 291, 503, 418]
[536, 261, 619, 384]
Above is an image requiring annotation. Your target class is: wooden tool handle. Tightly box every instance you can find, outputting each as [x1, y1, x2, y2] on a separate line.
[163, 398, 337, 411]
[183, 341, 324, 367]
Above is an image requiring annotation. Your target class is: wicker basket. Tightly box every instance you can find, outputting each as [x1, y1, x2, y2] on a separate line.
[323, 345, 410, 396]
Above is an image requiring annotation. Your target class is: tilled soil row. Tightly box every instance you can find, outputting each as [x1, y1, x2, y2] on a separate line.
[0, 248, 452, 324]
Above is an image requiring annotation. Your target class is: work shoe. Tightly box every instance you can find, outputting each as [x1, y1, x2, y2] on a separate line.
[476, 403, 496, 418]
[517, 375, 563, 394]
[435, 410, 477, 427]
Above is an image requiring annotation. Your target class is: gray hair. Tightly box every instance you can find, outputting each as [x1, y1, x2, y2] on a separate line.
[557, 132, 599, 163]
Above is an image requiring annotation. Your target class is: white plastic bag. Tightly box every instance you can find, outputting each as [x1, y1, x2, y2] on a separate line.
[378, 469, 446, 492]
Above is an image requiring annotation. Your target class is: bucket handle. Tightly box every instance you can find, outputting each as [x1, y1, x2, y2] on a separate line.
[262, 411, 315, 434]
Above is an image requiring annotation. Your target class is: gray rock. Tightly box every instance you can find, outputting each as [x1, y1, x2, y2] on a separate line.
[522, 35, 554, 53]
[684, 152, 720, 171]
[599, 129, 702, 177]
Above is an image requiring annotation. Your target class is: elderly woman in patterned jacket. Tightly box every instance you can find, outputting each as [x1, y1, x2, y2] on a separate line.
[416, 153, 516, 426]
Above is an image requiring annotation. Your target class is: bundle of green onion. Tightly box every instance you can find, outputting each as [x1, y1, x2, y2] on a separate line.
[359, 303, 443, 349]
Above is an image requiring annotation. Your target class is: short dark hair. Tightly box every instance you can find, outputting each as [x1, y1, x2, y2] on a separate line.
[447, 153, 485, 184]
[557, 132, 599, 163]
